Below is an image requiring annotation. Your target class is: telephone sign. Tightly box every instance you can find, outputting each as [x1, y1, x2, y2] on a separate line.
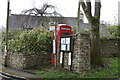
[49, 23, 55, 31]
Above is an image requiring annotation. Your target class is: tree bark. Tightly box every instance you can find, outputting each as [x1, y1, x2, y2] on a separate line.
[77, 1, 80, 33]
[80, 0, 102, 66]
[90, 17, 102, 65]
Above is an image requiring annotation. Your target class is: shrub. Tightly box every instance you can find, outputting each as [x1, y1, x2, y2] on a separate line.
[1, 29, 22, 52]
[72, 26, 90, 34]
[2, 26, 52, 54]
[107, 25, 119, 37]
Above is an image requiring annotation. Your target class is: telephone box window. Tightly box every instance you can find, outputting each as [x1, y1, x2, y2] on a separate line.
[62, 32, 69, 35]
[61, 28, 70, 30]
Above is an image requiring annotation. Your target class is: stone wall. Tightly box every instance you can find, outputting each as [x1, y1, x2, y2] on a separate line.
[72, 34, 91, 74]
[100, 38, 119, 57]
[1, 36, 119, 73]
[58, 34, 119, 74]
[59, 33, 91, 74]
[7, 53, 51, 70]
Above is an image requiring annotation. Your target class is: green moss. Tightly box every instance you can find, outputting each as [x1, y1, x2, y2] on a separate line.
[93, 16, 99, 19]
[91, 57, 102, 66]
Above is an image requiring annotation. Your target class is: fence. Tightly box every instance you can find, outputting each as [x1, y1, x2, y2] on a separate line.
[2, 25, 52, 69]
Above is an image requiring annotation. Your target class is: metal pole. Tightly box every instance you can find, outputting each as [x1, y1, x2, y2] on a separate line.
[5, 0, 10, 67]
[77, 0, 80, 33]
[54, 22, 57, 67]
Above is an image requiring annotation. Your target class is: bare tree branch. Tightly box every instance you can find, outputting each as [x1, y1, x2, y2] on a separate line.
[86, 0, 92, 19]
[41, 3, 55, 13]
[80, 0, 87, 13]
[80, 0, 92, 22]
[21, 3, 62, 17]
[94, 0, 101, 19]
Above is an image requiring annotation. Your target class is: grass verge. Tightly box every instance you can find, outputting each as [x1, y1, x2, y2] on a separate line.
[36, 58, 118, 78]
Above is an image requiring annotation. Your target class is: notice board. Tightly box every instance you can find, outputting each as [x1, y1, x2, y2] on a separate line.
[60, 36, 72, 52]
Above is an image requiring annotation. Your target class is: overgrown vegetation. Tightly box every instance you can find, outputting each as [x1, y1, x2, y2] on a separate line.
[107, 25, 119, 38]
[0, 31, 2, 52]
[72, 26, 90, 34]
[2, 25, 52, 54]
[36, 58, 118, 78]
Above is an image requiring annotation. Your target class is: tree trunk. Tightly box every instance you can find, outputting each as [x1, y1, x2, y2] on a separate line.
[80, 0, 103, 66]
[76, 1, 80, 33]
[90, 17, 102, 65]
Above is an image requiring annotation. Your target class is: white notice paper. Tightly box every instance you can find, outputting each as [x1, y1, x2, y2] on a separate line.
[61, 38, 66, 45]
[60, 52, 63, 64]
[61, 45, 66, 50]
[68, 52, 72, 65]
[53, 46, 56, 53]
[66, 38, 70, 44]
[67, 44, 70, 51]
[53, 40, 56, 53]
[53, 40, 56, 46]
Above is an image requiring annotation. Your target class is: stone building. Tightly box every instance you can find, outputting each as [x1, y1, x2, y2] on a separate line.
[8, 14, 79, 30]
[8, 13, 111, 37]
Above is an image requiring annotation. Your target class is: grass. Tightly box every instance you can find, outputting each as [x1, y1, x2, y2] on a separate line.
[36, 58, 119, 78]
[79, 58, 118, 78]
[36, 67, 78, 78]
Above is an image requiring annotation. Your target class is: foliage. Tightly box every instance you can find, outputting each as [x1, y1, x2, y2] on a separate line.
[72, 26, 90, 34]
[0, 31, 2, 52]
[36, 58, 118, 78]
[72, 26, 76, 34]
[2, 26, 52, 54]
[1, 29, 22, 52]
[107, 25, 119, 37]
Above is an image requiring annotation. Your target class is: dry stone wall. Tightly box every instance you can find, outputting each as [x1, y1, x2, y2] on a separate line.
[72, 34, 91, 74]
[7, 53, 51, 70]
[1, 33, 119, 73]
[100, 38, 119, 57]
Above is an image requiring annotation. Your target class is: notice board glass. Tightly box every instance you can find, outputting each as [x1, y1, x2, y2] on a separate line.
[60, 36, 72, 52]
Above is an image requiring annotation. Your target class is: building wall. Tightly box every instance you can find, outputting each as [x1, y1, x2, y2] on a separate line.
[9, 14, 111, 37]
[9, 14, 78, 29]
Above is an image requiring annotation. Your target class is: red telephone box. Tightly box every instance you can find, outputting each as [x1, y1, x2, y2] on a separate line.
[51, 24, 72, 65]
[56, 24, 72, 41]
[56, 24, 72, 54]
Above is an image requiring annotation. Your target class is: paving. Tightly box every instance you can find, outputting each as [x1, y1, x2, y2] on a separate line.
[0, 53, 39, 80]
[0, 66, 40, 79]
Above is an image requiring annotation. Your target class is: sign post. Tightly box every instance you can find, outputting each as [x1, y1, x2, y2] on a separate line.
[4, 0, 10, 67]
[50, 22, 57, 67]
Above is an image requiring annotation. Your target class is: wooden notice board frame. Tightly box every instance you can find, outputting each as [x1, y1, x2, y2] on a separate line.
[59, 36, 72, 52]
